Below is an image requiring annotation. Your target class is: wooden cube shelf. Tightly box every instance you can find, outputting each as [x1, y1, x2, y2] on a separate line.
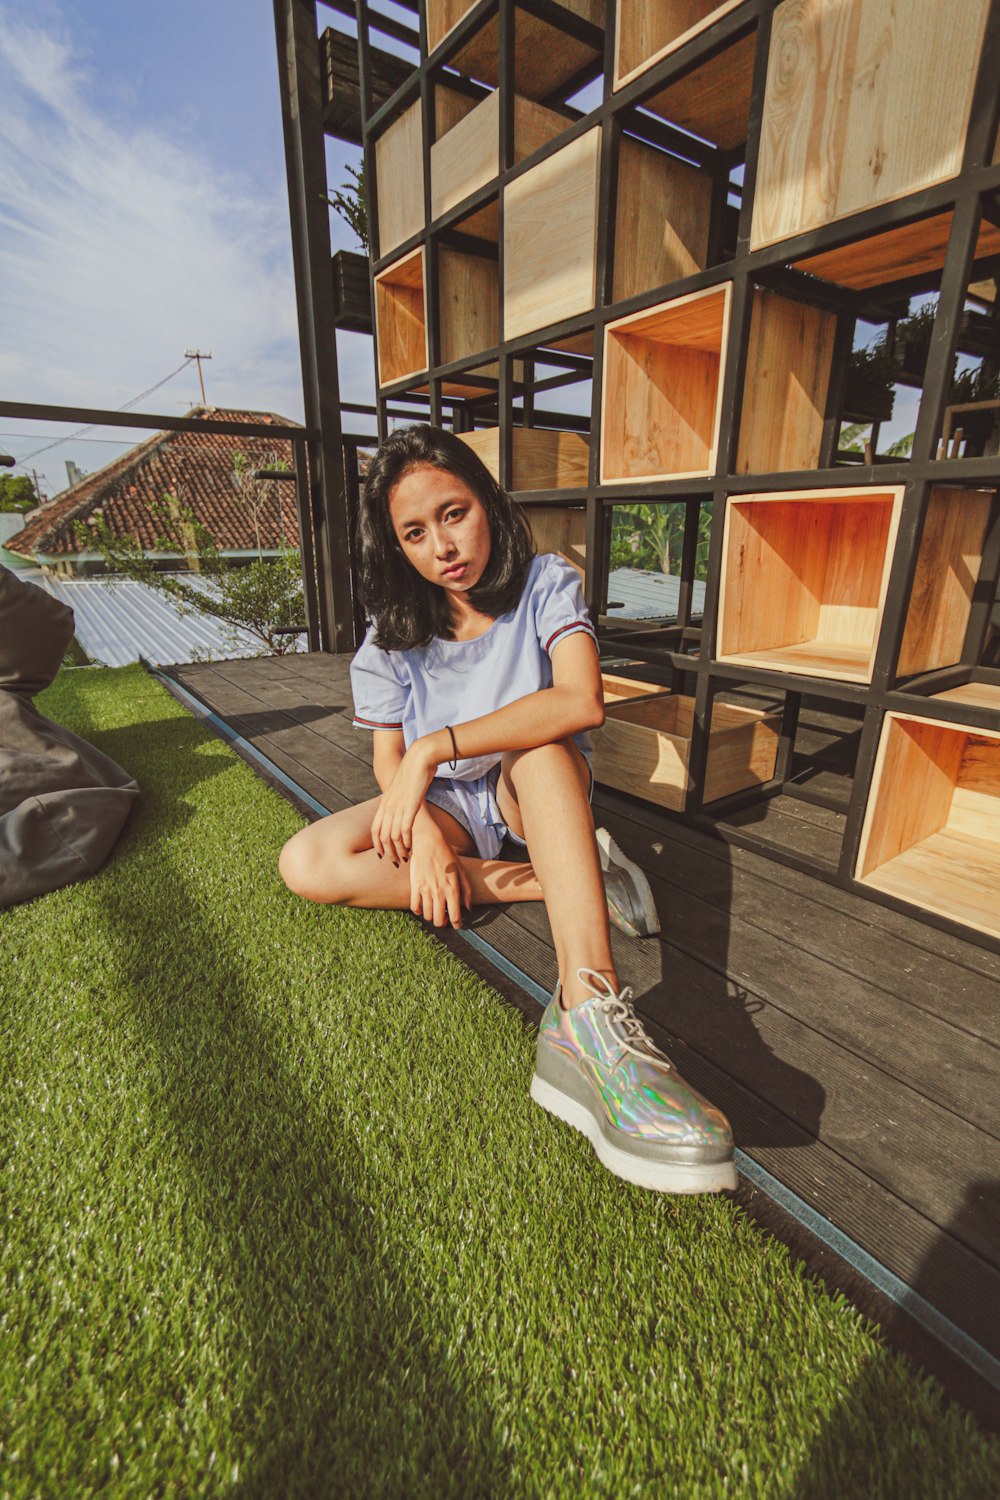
[857, 711, 1000, 940]
[600, 283, 731, 483]
[751, 0, 992, 249]
[431, 89, 568, 222]
[717, 487, 904, 682]
[438, 246, 499, 373]
[503, 128, 602, 340]
[612, 136, 712, 304]
[458, 426, 590, 491]
[374, 248, 427, 387]
[897, 488, 995, 678]
[614, 1, 750, 89]
[735, 290, 836, 475]
[429, 0, 605, 101]
[593, 679, 781, 810]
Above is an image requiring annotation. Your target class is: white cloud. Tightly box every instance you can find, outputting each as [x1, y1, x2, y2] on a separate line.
[0, 6, 376, 497]
[0, 10, 296, 406]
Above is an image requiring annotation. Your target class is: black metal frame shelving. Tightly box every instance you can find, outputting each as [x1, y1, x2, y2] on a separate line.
[275, 0, 1000, 950]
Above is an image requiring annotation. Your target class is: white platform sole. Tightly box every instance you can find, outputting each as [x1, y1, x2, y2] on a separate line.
[531, 1073, 738, 1195]
[596, 827, 661, 937]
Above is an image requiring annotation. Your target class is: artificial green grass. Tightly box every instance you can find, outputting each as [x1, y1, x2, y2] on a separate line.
[1, 663, 997, 1499]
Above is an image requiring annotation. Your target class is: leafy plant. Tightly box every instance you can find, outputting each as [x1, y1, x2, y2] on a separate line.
[0, 473, 40, 514]
[77, 495, 305, 656]
[324, 160, 368, 254]
[610, 503, 711, 579]
[950, 362, 1000, 404]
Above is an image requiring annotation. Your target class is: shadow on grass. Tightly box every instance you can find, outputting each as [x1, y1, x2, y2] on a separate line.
[790, 1178, 1000, 1498]
[60, 686, 510, 1496]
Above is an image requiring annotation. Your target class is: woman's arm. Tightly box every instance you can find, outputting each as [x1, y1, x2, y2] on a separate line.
[374, 632, 604, 860]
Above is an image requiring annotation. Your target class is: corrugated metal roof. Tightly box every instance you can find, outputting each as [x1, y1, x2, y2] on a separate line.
[41, 574, 304, 667]
[605, 568, 706, 620]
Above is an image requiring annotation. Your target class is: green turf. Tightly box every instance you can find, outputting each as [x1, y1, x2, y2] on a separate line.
[1, 663, 997, 1499]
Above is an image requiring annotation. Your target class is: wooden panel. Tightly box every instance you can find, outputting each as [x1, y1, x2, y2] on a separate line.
[374, 101, 424, 256]
[431, 90, 569, 221]
[373, 248, 427, 386]
[601, 673, 670, 704]
[736, 290, 836, 475]
[897, 488, 995, 678]
[427, 0, 476, 53]
[521, 505, 587, 575]
[438, 247, 499, 367]
[717, 489, 903, 681]
[642, 29, 756, 151]
[601, 284, 730, 482]
[446, 1, 604, 102]
[933, 682, 1000, 713]
[866, 828, 1000, 938]
[434, 85, 478, 138]
[614, 0, 750, 88]
[792, 213, 1000, 291]
[459, 427, 590, 492]
[504, 128, 601, 340]
[752, 0, 991, 249]
[593, 693, 779, 809]
[951, 736, 1000, 845]
[612, 136, 711, 303]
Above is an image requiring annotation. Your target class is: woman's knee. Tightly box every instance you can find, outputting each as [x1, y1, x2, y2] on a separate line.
[279, 825, 351, 904]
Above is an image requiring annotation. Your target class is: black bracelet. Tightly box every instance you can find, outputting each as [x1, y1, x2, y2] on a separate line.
[445, 724, 459, 772]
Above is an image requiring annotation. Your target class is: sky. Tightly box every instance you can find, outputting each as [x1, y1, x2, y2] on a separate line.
[0, 0, 376, 501]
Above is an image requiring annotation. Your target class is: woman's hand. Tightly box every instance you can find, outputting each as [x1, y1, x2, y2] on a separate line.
[407, 821, 472, 929]
[370, 738, 439, 864]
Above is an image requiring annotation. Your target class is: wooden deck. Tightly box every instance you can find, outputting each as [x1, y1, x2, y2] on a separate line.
[154, 650, 1000, 1418]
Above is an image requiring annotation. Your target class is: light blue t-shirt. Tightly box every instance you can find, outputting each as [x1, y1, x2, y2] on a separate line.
[350, 551, 597, 781]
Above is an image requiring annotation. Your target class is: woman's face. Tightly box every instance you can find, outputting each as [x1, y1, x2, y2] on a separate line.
[388, 463, 492, 599]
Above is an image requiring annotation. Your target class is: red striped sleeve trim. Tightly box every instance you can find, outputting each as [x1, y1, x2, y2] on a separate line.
[544, 620, 597, 654]
[353, 715, 404, 729]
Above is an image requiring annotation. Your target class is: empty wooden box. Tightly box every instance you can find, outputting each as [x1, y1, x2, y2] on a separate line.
[615, 6, 756, 150]
[857, 711, 1000, 940]
[593, 677, 781, 810]
[896, 487, 996, 678]
[431, 89, 568, 223]
[600, 283, 731, 483]
[458, 426, 590, 491]
[503, 127, 602, 341]
[374, 247, 427, 387]
[751, 0, 991, 249]
[717, 486, 904, 682]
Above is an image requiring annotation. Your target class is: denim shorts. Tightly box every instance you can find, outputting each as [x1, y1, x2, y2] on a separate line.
[424, 757, 594, 861]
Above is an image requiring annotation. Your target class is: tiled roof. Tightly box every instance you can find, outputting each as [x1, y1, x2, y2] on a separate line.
[6, 408, 303, 560]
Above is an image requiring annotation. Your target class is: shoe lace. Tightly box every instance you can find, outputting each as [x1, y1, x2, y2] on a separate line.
[576, 967, 671, 1067]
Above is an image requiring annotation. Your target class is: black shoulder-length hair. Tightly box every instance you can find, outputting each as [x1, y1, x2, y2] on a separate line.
[358, 423, 535, 650]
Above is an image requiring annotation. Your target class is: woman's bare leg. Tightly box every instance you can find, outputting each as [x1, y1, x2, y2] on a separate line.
[496, 742, 618, 1008]
[279, 797, 544, 915]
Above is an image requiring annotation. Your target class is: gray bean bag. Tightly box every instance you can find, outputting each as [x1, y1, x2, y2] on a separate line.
[0, 570, 139, 907]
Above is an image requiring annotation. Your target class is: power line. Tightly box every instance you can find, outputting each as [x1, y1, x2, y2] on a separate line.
[12, 357, 197, 466]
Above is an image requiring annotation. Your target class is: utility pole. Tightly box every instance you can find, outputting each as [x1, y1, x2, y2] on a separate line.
[184, 349, 213, 406]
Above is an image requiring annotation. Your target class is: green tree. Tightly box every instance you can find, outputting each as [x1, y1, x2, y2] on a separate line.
[77, 493, 306, 657]
[610, 502, 712, 578]
[0, 474, 40, 514]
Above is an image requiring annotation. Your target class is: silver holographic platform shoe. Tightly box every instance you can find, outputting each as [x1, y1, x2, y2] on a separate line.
[531, 967, 737, 1194]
